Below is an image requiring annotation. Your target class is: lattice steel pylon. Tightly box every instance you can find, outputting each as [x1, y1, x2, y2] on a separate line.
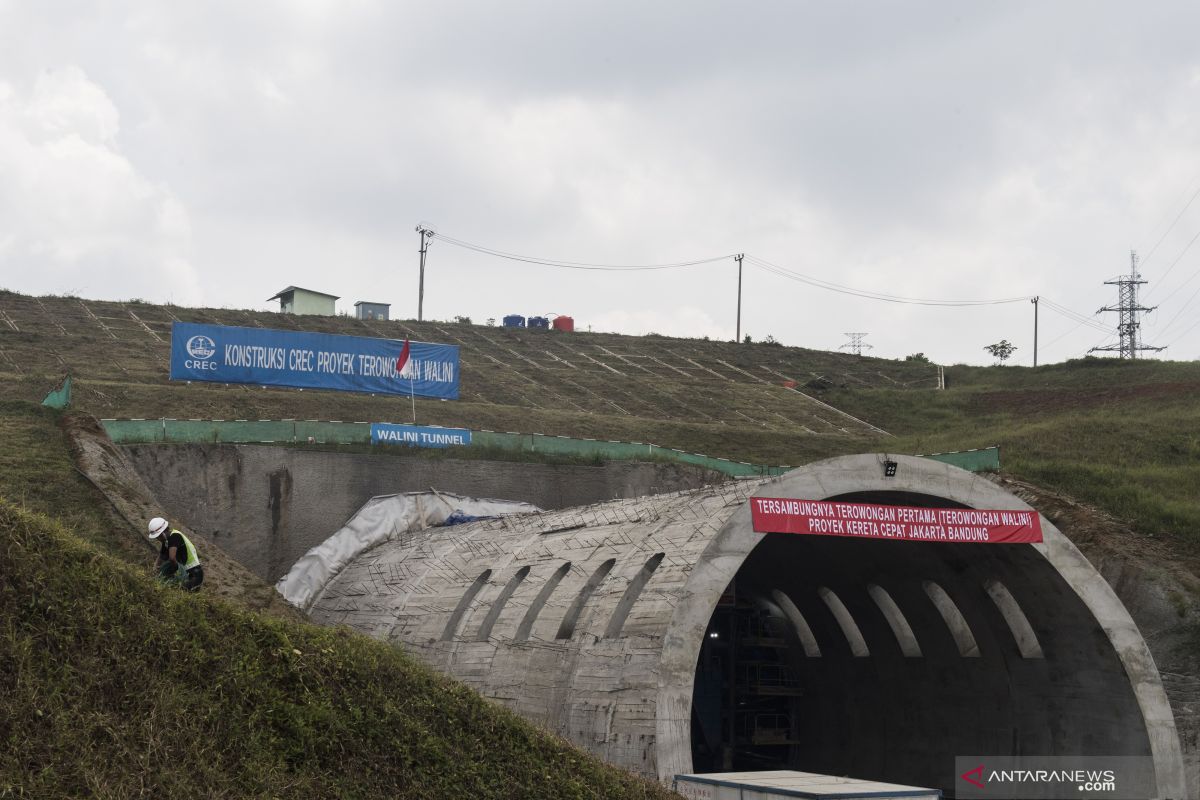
[1090, 251, 1164, 359]
[840, 332, 872, 357]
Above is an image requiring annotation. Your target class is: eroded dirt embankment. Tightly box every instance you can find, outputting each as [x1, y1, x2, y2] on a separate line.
[64, 414, 303, 620]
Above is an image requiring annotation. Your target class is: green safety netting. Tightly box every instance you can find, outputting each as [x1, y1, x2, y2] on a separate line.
[41, 376, 72, 409]
[101, 419, 998, 477]
[921, 447, 1001, 472]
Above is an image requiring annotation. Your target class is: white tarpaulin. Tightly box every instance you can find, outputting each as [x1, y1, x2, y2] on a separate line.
[276, 490, 539, 611]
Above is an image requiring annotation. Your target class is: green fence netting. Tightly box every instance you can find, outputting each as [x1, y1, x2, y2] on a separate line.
[101, 419, 788, 476]
[920, 446, 1001, 472]
[41, 376, 72, 409]
[100, 419, 999, 477]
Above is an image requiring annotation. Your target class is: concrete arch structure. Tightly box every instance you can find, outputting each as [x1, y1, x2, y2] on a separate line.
[305, 455, 1186, 798]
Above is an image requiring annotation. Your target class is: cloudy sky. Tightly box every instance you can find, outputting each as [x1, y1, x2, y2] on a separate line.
[2, 1, 1199, 365]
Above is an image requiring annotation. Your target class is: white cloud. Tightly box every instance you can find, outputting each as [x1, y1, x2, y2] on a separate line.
[0, 3, 1199, 362]
[0, 66, 199, 302]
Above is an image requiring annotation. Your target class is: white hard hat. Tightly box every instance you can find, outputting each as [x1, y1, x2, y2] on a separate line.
[148, 517, 169, 539]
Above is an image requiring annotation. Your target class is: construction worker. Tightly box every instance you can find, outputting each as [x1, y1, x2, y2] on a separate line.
[148, 516, 204, 592]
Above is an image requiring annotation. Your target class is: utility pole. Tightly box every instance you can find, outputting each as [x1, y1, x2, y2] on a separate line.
[1090, 250, 1164, 359]
[1031, 296, 1039, 367]
[735, 254, 745, 343]
[416, 225, 435, 322]
[840, 332, 872, 357]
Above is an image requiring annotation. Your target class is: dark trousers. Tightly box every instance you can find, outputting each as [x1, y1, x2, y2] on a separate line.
[181, 565, 204, 592]
[158, 563, 204, 592]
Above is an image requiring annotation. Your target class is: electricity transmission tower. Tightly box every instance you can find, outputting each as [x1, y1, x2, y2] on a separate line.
[1090, 251, 1164, 359]
[840, 332, 872, 356]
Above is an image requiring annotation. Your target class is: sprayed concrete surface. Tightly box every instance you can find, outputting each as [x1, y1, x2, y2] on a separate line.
[302, 454, 1186, 799]
[123, 443, 725, 582]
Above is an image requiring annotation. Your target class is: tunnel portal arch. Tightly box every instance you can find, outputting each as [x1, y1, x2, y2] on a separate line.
[304, 455, 1185, 799]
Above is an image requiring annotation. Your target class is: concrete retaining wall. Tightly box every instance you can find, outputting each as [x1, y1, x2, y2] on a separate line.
[123, 443, 726, 582]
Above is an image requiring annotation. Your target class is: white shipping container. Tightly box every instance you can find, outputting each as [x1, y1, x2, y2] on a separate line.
[673, 771, 941, 800]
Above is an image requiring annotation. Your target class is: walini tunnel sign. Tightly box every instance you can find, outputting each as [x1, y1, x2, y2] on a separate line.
[750, 498, 1043, 544]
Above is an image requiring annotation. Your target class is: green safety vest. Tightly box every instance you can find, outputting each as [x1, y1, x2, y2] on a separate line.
[171, 529, 201, 571]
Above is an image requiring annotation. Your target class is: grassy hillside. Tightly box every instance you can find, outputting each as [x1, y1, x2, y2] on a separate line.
[821, 358, 1200, 548]
[0, 290, 930, 463]
[3, 291, 1197, 544]
[0, 402, 675, 799]
[3, 291, 1199, 794]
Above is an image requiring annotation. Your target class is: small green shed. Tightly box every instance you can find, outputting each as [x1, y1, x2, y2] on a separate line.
[267, 286, 339, 316]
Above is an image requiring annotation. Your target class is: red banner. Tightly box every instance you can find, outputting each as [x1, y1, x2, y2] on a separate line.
[751, 497, 1043, 544]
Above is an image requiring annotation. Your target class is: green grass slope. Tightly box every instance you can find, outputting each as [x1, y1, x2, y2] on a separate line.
[820, 358, 1200, 549]
[0, 289, 933, 463]
[0, 403, 675, 799]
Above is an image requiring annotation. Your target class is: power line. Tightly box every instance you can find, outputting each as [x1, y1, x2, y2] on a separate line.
[1155, 281, 1200, 337]
[1164, 313, 1200, 348]
[1040, 298, 1114, 334]
[1143, 226, 1200, 301]
[1033, 298, 1117, 355]
[427, 232, 1038, 304]
[433, 232, 736, 271]
[745, 255, 1032, 306]
[1039, 320, 1091, 353]
[421, 231, 1132, 355]
[1140, 179, 1200, 270]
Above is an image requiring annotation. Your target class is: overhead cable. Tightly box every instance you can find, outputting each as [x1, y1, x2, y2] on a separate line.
[1140, 179, 1200, 271]
[1164, 314, 1200, 347]
[745, 255, 1032, 306]
[1144, 227, 1200, 301]
[1155, 282, 1200, 337]
[433, 233, 736, 271]
[1040, 298, 1114, 334]
[429, 230, 1105, 314]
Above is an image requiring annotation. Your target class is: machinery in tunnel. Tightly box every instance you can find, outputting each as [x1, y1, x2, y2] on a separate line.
[288, 455, 1187, 799]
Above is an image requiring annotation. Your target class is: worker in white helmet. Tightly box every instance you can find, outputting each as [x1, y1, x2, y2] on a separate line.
[147, 516, 204, 592]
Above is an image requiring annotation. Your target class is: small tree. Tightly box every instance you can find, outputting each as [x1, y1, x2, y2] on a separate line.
[905, 352, 930, 363]
[984, 340, 1017, 364]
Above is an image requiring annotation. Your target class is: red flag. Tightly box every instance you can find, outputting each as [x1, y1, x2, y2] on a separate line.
[396, 338, 411, 376]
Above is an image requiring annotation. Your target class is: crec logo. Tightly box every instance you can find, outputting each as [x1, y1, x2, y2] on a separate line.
[186, 335, 216, 360]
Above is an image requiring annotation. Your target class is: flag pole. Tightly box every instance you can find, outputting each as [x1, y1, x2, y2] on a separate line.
[396, 337, 415, 425]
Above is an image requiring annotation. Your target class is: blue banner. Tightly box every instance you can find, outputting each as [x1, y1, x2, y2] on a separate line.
[371, 423, 472, 448]
[169, 322, 459, 399]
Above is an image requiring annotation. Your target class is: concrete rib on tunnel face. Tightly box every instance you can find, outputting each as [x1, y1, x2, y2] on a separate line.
[922, 579, 981, 657]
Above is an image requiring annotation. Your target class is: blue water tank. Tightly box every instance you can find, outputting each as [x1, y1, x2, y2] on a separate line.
[528, 316, 549, 329]
[502, 314, 526, 328]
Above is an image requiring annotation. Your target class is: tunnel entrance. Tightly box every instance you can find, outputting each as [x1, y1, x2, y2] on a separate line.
[690, 490, 1156, 794]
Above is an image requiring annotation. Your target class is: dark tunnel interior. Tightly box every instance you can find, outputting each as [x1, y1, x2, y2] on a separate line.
[690, 491, 1153, 796]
